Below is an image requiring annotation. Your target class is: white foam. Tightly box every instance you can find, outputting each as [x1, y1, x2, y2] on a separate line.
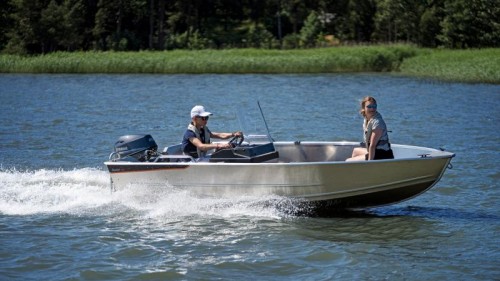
[0, 168, 297, 218]
[0, 168, 112, 215]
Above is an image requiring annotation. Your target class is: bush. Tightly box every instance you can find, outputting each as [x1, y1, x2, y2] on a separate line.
[282, 34, 300, 49]
[165, 28, 214, 50]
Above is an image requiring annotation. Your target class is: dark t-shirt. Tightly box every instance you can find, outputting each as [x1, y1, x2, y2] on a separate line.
[181, 127, 211, 155]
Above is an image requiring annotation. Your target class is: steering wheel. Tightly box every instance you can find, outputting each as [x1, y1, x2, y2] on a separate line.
[228, 135, 244, 148]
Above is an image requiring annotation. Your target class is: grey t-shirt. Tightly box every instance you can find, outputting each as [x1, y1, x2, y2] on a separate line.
[363, 112, 390, 150]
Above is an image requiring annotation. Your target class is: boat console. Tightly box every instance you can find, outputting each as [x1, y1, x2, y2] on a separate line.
[210, 142, 279, 163]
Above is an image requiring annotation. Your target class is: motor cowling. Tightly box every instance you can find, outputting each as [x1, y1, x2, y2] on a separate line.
[112, 134, 158, 161]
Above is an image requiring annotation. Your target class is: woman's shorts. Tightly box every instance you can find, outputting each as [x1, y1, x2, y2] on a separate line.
[365, 149, 394, 160]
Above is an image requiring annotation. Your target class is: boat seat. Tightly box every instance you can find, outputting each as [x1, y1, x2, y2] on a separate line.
[163, 144, 183, 155]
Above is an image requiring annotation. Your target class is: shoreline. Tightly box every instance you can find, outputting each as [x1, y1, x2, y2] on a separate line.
[1, 46, 499, 84]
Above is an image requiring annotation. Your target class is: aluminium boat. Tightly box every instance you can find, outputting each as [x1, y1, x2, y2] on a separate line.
[104, 103, 454, 212]
[104, 134, 454, 211]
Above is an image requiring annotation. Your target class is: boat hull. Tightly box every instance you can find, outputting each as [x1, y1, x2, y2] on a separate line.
[105, 142, 454, 209]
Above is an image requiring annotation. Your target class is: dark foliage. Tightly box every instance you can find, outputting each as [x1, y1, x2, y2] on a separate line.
[1, 0, 498, 54]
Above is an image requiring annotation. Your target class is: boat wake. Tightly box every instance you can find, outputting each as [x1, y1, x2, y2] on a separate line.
[0, 167, 306, 218]
[0, 167, 111, 216]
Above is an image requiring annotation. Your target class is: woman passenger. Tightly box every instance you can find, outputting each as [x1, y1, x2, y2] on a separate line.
[346, 96, 394, 161]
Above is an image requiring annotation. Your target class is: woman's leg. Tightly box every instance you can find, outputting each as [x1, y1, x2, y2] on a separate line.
[346, 147, 367, 161]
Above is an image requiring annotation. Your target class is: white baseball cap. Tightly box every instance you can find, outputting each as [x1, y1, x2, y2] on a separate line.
[190, 105, 213, 118]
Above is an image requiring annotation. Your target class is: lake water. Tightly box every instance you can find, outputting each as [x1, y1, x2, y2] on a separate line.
[0, 74, 499, 280]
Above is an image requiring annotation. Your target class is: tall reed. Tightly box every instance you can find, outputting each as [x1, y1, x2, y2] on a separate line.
[0, 45, 418, 74]
[1, 45, 498, 84]
[399, 48, 500, 84]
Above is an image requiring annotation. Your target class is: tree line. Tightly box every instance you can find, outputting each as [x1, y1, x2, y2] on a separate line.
[1, 0, 499, 54]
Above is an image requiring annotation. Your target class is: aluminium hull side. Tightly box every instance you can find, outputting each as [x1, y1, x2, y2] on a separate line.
[105, 154, 453, 208]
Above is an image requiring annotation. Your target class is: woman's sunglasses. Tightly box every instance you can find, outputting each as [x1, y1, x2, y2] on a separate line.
[197, 116, 209, 121]
[366, 104, 377, 109]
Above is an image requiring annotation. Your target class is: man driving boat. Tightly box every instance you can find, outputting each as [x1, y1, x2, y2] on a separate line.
[182, 105, 243, 158]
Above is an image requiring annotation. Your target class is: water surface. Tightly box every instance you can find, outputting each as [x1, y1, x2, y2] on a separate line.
[0, 74, 499, 280]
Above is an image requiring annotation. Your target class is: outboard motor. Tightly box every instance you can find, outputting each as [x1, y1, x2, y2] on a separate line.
[110, 134, 158, 162]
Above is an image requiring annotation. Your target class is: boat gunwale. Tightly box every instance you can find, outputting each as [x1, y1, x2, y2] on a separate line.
[104, 141, 455, 167]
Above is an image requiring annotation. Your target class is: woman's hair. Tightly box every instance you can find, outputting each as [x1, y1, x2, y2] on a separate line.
[360, 96, 377, 118]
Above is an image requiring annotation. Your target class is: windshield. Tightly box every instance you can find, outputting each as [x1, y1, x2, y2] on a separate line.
[236, 101, 274, 144]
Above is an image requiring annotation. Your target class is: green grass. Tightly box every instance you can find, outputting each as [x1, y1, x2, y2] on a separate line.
[0, 45, 499, 84]
[0, 45, 418, 74]
[399, 48, 500, 84]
